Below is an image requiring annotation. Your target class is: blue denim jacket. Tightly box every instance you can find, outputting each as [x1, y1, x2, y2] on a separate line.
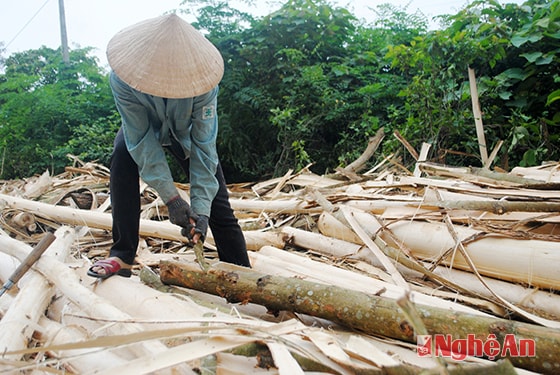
[109, 71, 219, 216]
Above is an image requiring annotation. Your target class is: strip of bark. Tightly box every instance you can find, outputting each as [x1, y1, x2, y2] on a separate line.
[160, 260, 560, 375]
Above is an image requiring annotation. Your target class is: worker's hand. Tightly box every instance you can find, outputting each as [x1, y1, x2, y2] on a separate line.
[166, 196, 195, 229]
[193, 215, 209, 243]
[181, 214, 208, 244]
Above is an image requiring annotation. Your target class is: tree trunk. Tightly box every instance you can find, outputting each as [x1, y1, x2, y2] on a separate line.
[510, 165, 560, 183]
[0, 193, 281, 252]
[249, 246, 489, 317]
[160, 260, 560, 374]
[317, 211, 560, 319]
[341, 127, 385, 175]
[418, 162, 560, 189]
[0, 234, 192, 375]
[0, 228, 72, 366]
[37, 317, 129, 373]
[329, 207, 560, 291]
[429, 200, 560, 214]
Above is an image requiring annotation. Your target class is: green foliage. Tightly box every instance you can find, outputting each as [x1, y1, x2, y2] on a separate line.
[385, 0, 560, 168]
[207, 0, 409, 179]
[55, 112, 120, 166]
[1, 0, 559, 181]
[178, 0, 256, 37]
[0, 46, 115, 179]
[372, 3, 428, 45]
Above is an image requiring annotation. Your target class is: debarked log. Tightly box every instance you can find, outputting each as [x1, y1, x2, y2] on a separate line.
[0, 193, 279, 251]
[338, 208, 560, 291]
[427, 200, 560, 214]
[0, 235, 192, 375]
[316, 211, 560, 319]
[418, 162, 560, 189]
[0, 228, 73, 366]
[160, 260, 560, 374]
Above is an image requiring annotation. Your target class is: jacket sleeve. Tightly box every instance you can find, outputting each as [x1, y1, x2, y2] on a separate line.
[188, 86, 220, 217]
[109, 72, 178, 203]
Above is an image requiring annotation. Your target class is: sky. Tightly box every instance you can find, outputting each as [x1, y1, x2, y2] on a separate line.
[1, 0, 522, 69]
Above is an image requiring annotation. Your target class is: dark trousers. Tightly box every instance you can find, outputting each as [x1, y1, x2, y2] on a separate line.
[109, 128, 251, 267]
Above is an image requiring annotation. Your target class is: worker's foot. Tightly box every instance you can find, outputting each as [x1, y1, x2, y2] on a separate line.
[87, 257, 132, 279]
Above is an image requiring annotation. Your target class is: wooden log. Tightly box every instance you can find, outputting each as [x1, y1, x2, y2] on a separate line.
[428, 200, 560, 214]
[0, 273, 51, 365]
[160, 260, 560, 374]
[230, 198, 323, 215]
[341, 127, 385, 174]
[0, 193, 285, 251]
[244, 231, 286, 251]
[320, 197, 560, 226]
[418, 162, 560, 189]
[250, 246, 489, 316]
[320, 206, 560, 291]
[315, 213, 509, 315]
[281, 226, 362, 258]
[37, 317, 128, 373]
[14, 186, 556, 234]
[0, 234, 192, 375]
[317, 211, 362, 244]
[368, 214, 560, 290]
[346, 209, 560, 328]
[0, 193, 183, 240]
[0, 228, 73, 365]
[393, 175, 560, 199]
[72, 264, 210, 322]
[138, 264, 274, 321]
[317, 211, 560, 319]
[10, 212, 37, 232]
[0, 253, 19, 292]
[511, 164, 560, 183]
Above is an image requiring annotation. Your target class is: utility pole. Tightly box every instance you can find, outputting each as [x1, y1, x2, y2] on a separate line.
[58, 0, 69, 63]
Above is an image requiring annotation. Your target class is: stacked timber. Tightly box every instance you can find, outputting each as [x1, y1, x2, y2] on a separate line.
[0, 157, 559, 374]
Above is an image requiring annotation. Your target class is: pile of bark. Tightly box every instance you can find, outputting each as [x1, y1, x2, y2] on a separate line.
[1, 153, 560, 374]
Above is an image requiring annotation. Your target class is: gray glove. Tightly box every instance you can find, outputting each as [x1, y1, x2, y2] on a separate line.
[166, 196, 195, 229]
[181, 214, 209, 243]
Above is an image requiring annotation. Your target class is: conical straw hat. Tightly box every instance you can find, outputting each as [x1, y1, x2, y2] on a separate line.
[107, 14, 224, 98]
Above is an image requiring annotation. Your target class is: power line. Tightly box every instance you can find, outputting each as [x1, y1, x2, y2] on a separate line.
[5, 0, 52, 49]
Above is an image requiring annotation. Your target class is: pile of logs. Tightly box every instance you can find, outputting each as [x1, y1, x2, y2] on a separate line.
[1, 154, 560, 374]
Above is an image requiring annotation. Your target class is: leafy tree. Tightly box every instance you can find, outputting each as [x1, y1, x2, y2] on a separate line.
[179, 0, 256, 37]
[494, 0, 560, 166]
[0, 46, 115, 178]
[386, 0, 560, 168]
[1, 0, 558, 182]
[193, 0, 388, 180]
[336, 3, 427, 167]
